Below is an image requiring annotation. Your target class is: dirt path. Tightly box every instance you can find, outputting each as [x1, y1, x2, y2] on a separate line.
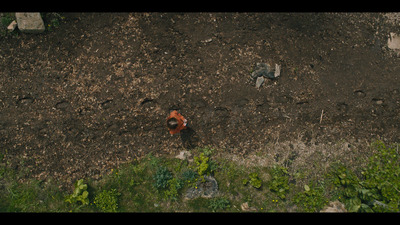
[1, 13, 399, 187]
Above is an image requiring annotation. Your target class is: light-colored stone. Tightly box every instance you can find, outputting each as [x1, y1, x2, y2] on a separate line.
[241, 202, 257, 211]
[255, 76, 264, 88]
[320, 200, 347, 212]
[7, 20, 17, 31]
[388, 32, 400, 51]
[15, 12, 45, 34]
[175, 150, 192, 162]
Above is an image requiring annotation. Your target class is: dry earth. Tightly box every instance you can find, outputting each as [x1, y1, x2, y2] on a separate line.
[0, 12, 399, 188]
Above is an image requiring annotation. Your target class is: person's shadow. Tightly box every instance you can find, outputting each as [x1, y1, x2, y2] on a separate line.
[180, 126, 199, 149]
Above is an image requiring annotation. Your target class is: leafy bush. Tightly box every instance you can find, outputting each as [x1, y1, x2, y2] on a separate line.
[64, 179, 89, 207]
[181, 169, 198, 186]
[153, 166, 173, 190]
[163, 178, 184, 201]
[194, 153, 211, 181]
[243, 172, 262, 189]
[208, 197, 231, 212]
[94, 189, 120, 212]
[330, 141, 400, 212]
[268, 166, 290, 199]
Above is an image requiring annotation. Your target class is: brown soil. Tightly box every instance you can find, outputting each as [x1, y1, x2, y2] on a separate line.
[1, 13, 399, 187]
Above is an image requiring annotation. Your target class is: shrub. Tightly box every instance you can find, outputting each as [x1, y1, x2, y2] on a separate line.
[330, 141, 400, 212]
[64, 179, 89, 207]
[94, 189, 120, 212]
[208, 197, 231, 212]
[268, 166, 290, 199]
[243, 172, 262, 189]
[194, 153, 212, 182]
[153, 166, 173, 190]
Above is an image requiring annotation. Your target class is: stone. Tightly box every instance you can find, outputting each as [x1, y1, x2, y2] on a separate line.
[241, 202, 257, 212]
[320, 200, 347, 212]
[388, 32, 400, 51]
[255, 76, 264, 88]
[184, 176, 218, 200]
[175, 150, 192, 162]
[15, 12, 45, 34]
[251, 62, 281, 80]
[274, 63, 281, 78]
[7, 20, 17, 32]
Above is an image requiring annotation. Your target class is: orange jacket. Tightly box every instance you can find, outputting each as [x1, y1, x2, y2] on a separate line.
[167, 110, 187, 134]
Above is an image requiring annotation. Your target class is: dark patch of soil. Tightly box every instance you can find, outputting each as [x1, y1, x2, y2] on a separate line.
[1, 13, 399, 188]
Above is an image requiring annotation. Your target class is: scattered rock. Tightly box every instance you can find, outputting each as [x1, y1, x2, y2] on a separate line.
[184, 176, 218, 200]
[320, 200, 347, 212]
[372, 98, 384, 105]
[255, 76, 264, 88]
[240, 202, 257, 212]
[175, 150, 192, 161]
[15, 12, 45, 34]
[7, 20, 17, 32]
[388, 32, 400, 51]
[251, 62, 281, 84]
[274, 63, 281, 78]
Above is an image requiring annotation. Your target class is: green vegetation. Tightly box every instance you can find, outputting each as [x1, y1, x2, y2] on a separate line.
[94, 189, 120, 212]
[0, 141, 399, 212]
[268, 166, 290, 200]
[243, 172, 262, 189]
[64, 179, 89, 207]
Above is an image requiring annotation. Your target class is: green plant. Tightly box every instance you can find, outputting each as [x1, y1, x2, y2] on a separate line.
[181, 169, 198, 186]
[330, 141, 400, 212]
[208, 197, 231, 212]
[163, 178, 184, 201]
[360, 141, 400, 212]
[1, 14, 13, 27]
[243, 172, 262, 189]
[268, 166, 290, 199]
[153, 166, 173, 190]
[94, 189, 120, 212]
[294, 183, 328, 212]
[64, 179, 89, 207]
[194, 153, 211, 181]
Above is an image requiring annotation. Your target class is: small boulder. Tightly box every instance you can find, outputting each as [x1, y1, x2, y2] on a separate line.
[15, 12, 45, 34]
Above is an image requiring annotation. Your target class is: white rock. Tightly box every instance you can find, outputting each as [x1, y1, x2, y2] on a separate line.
[274, 64, 281, 78]
[175, 150, 192, 161]
[320, 200, 347, 212]
[255, 76, 265, 88]
[388, 32, 400, 50]
[15, 12, 45, 34]
[7, 20, 17, 31]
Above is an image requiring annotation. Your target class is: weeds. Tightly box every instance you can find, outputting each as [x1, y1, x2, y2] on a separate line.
[268, 166, 290, 200]
[64, 179, 89, 208]
[94, 189, 120, 212]
[1, 142, 399, 212]
[243, 172, 262, 189]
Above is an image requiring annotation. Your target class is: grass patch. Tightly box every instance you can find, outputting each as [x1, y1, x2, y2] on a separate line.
[0, 141, 399, 212]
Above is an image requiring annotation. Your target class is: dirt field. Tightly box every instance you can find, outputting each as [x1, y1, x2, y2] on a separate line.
[1, 13, 399, 188]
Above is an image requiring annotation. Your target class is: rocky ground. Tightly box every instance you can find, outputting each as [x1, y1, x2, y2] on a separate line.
[0, 13, 399, 188]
